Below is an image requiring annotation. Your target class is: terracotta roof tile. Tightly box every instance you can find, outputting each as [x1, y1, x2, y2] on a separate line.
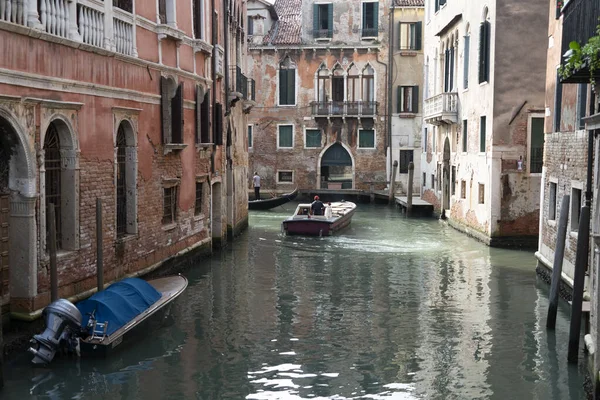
[395, 0, 424, 6]
[263, 0, 302, 45]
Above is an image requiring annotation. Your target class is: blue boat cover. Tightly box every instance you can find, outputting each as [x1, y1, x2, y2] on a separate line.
[77, 278, 161, 336]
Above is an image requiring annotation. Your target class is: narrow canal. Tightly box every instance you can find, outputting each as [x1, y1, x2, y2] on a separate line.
[2, 203, 589, 399]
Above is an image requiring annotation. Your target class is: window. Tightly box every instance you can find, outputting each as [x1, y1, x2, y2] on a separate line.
[161, 77, 184, 144]
[529, 117, 544, 173]
[451, 166, 456, 195]
[434, 0, 446, 12]
[195, 182, 204, 215]
[478, 21, 491, 83]
[463, 33, 470, 88]
[162, 186, 178, 225]
[247, 16, 254, 35]
[461, 180, 466, 199]
[423, 172, 426, 187]
[358, 129, 375, 148]
[576, 83, 588, 130]
[362, 1, 379, 37]
[116, 125, 127, 238]
[397, 86, 419, 113]
[214, 102, 223, 145]
[248, 125, 253, 149]
[462, 120, 468, 152]
[571, 187, 582, 232]
[478, 183, 485, 204]
[193, 0, 204, 39]
[279, 57, 296, 106]
[431, 174, 435, 189]
[313, 3, 332, 38]
[197, 87, 211, 144]
[347, 64, 360, 102]
[114, 0, 132, 12]
[277, 171, 294, 183]
[479, 116, 486, 153]
[305, 129, 322, 148]
[549, 182, 557, 220]
[158, 0, 175, 25]
[362, 65, 375, 102]
[432, 127, 436, 152]
[278, 125, 294, 148]
[554, 70, 562, 132]
[399, 150, 413, 173]
[398, 22, 422, 50]
[444, 45, 455, 92]
[44, 124, 62, 249]
[423, 127, 427, 153]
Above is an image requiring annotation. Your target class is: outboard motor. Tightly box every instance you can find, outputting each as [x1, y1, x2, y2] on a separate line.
[28, 299, 82, 365]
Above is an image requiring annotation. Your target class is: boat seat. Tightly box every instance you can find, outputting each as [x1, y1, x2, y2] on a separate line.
[91, 321, 109, 341]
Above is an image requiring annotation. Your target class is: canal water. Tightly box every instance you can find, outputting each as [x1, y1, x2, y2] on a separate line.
[1, 203, 589, 399]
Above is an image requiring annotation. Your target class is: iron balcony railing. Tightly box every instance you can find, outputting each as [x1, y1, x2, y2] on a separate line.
[310, 101, 378, 117]
[229, 65, 253, 100]
[560, 0, 600, 83]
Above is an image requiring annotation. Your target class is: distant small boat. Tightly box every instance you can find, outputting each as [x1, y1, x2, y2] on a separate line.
[249, 187, 298, 210]
[28, 275, 188, 364]
[282, 201, 357, 236]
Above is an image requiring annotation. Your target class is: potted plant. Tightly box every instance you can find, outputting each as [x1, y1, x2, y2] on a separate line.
[559, 23, 600, 85]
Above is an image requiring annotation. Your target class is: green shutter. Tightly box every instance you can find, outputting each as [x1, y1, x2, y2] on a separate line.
[412, 85, 419, 113]
[327, 3, 333, 37]
[480, 116, 486, 152]
[313, 4, 319, 37]
[463, 35, 470, 88]
[279, 125, 293, 147]
[362, 2, 367, 31]
[373, 2, 378, 34]
[415, 21, 422, 50]
[397, 22, 402, 50]
[397, 86, 401, 113]
[172, 82, 184, 144]
[287, 69, 295, 105]
[279, 68, 287, 105]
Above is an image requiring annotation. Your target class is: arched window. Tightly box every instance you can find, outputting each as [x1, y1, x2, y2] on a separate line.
[115, 120, 137, 238]
[362, 65, 375, 102]
[279, 56, 296, 106]
[317, 64, 330, 103]
[479, 8, 490, 83]
[116, 124, 127, 237]
[44, 123, 62, 249]
[347, 64, 360, 103]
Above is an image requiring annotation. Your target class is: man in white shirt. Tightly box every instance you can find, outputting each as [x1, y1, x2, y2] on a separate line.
[252, 172, 261, 200]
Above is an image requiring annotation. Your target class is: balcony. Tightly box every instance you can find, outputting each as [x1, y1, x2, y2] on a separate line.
[310, 101, 378, 118]
[229, 65, 254, 101]
[424, 92, 458, 126]
[560, 0, 600, 83]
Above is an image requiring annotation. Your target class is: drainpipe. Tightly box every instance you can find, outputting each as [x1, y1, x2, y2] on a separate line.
[223, 0, 230, 116]
[387, 3, 395, 185]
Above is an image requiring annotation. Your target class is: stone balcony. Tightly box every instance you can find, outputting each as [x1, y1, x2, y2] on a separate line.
[423, 92, 458, 126]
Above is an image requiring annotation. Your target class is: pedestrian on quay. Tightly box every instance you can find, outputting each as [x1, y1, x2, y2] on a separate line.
[252, 172, 261, 200]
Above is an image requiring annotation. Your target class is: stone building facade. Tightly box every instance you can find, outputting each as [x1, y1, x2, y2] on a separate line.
[0, 0, 251, 315]
[389, 0, 424, 193]
[247, 0, 389, 194]
[421, 0, 548, 247]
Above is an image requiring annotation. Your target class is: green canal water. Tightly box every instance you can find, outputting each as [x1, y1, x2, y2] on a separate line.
[1, 203, 589, 399]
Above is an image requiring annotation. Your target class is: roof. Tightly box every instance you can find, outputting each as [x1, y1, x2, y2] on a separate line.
[395, 0, 424, 6]
[263, 0, 302, 45]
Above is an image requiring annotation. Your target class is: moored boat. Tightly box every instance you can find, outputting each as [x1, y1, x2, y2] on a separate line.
[249, 187, 298, 210]
[282, 201, 356, 236]
[28, 275, 188, 364]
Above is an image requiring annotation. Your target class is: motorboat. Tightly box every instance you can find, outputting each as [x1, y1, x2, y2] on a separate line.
[282, 201, 356, 236]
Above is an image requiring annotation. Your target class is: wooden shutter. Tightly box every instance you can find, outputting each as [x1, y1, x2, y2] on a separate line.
[412, 86, 419, 113]
[172, 82, 184, 144]
[287, 69, 295, 105]
[327, 3, 333, 37]
[372, 2, 378, 33]
[397, 86, 401, 113]
[444, 49, 449, 92]
[449, 46, 455, 90]
[195, 85, 204, 143]
[484, 22, 490, 82]
[362, 3, 366, 31]
[279, 68, 287, 105]
[479, 22, 490, 83]
[313, 4, 319, 37]
[201, 91, 211, 143]
[463, 35, 470, 88]
[248, 17, 254, 35]
[161, 76, 172, 144]
[397, 22, 402, 50]
[415, 21, 422, 50]
[214, 102, 223, 145]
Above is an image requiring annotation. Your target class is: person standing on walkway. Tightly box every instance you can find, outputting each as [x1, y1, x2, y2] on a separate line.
[252, 172, 261, 200]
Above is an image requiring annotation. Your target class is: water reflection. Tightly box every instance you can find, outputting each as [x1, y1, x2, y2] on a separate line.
[0, 203, 587, 399]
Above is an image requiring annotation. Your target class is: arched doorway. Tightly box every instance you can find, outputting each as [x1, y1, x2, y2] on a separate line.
[319, 143, 353, 189]
[0, 111, 37, 306]
[211, 181, 223, 247]
[442, 136, 451, 211]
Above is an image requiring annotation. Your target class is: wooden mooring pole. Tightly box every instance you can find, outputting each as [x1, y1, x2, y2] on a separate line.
[406, 162, 414, 216]
[388, 160, 398, 204]
[48, 204, 58, 302]
[96, 198, 103, 292]
[547, 195, 569, 329]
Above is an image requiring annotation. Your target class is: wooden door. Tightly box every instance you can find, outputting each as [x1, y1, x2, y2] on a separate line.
[0, 194, 8, 306]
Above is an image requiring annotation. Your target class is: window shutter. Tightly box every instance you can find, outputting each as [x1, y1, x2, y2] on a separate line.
[248, 17, 254, 35]
[484, 21, 490, 82]
[397, 22, 402, 50]
[444, 49, 449, 92]
[313, 4, 319, 37]
[195, 85, 204, 143]
[214, 102, 223, 145]
[161, 76, 172, 144]
[397, 86, 401, 113]
[171, 82, 184, 144]
[439, 0, 446, 5]
[201, 91, 211, 143]
[463, 35, 470, 88]
[479, 22, 489, 83]
[327, 3, 333, 37]
[279, 68, 287, 105]
[287, 69, 295, 105]
[415, 21, 422, 50]
[372, 2, 378, 33]
[362, 2, 366, 30]
[449, 46, 455, 90]
[412, 85, 419, 113]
